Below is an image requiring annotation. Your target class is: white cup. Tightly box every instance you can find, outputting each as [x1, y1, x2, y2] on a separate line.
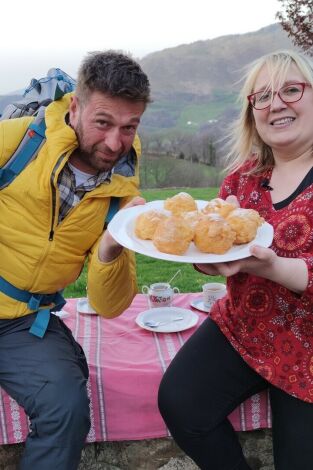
[202, 282, 226, 310]
[142, 282, 180, 308]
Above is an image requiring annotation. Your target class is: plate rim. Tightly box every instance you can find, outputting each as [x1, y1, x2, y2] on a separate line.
[136, 306, 198, 333]
[108, 200, 274, 263]
[190, 298, 211, 313]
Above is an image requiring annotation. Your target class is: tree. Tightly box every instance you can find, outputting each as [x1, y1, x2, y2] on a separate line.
[276, 0, 313, 55]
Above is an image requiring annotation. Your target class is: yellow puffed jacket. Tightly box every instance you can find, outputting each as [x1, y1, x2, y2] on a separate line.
[0, 93, 140, 319]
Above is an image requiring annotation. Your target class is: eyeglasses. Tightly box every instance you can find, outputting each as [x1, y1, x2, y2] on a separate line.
[247, 82, 312, 110]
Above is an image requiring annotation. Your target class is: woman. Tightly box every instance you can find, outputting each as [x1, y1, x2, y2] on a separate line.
[158, 50, 313, 470]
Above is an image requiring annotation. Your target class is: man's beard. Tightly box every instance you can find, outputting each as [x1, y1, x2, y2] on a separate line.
[75, 120, 122, 173]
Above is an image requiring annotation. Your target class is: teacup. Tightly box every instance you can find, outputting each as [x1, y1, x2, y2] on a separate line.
[202, 282, 226, 310]
[142, 282, 180, 308]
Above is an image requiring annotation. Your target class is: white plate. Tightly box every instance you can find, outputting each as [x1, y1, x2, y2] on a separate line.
[77, 298, 97, 315]
[136, 306, 199, 333]
[108, 200, 274, 263]
[190, 298, 211, 313]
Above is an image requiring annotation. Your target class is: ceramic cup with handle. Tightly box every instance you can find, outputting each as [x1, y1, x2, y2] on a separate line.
[142, 282, 180, 308]
[202, 282, 226, 310]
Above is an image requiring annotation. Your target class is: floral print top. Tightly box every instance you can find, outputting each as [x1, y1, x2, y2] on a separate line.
[210, 163, 313, 402]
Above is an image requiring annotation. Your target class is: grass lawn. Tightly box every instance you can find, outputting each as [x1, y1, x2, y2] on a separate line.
[64, 187, 224, 298]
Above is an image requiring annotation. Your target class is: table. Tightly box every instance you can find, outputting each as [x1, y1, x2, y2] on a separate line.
[0, 294, 272, 445]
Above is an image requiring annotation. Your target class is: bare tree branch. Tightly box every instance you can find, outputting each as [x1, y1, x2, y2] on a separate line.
[276, 0, 313, 55]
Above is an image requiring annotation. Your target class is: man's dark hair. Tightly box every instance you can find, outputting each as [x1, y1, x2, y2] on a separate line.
[76, 50, 151, 105]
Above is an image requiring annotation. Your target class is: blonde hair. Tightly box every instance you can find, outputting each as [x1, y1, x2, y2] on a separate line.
[225, 50, 313, 175]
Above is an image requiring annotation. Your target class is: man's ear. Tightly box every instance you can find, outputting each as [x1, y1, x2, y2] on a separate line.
[69, 95, 79, 128]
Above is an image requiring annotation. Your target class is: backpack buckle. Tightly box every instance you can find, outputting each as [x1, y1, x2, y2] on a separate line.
[28, 294, 43, 311]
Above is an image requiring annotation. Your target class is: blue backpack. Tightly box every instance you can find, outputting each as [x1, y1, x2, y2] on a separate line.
[0, 68, 76, 189]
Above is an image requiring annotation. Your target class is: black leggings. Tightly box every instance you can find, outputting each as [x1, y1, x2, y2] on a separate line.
[158, 318, 313, 470]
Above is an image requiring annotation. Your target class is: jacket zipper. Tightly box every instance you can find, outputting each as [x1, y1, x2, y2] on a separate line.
[49, 180, 56, 240]
[48, 176, 108, 241]
[49, 154, 68, 241]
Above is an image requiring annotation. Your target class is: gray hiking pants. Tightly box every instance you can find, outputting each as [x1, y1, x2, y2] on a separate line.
[0, 312, 90, 470]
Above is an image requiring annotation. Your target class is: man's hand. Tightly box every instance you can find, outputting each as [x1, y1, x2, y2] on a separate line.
[122, 196, 146, 210]
[98, 196, 146, 263]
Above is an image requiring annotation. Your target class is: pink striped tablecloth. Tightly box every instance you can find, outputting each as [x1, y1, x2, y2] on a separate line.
[0, 293, 272, 445]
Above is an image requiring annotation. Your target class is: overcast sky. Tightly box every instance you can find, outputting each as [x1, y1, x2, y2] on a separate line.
[1, 0, 281, 93]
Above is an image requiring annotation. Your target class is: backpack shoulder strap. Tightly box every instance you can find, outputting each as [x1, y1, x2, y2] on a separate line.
[0, 107, 46, 189]
[105, 196, 120, 224]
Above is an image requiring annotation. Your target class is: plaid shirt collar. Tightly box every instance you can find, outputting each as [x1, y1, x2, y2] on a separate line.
[55, 159, 111, 222]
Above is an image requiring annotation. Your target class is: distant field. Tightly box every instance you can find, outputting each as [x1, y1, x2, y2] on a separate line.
[177, 96, 237, 131]
[139, 157, 224, 189]
[64, 187, 223, 298]
[142, 187, 218, 201]
[141, 93, 238, 133]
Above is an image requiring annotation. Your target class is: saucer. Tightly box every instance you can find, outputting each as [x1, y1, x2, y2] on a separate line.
[136, 307, 198, 333]
[52, 309, 70, 319]
[190, 298, 211, 314]
[77, 298, 97, 315]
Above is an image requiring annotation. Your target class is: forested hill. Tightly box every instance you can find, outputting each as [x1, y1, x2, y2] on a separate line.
[140, 23, 295, 97]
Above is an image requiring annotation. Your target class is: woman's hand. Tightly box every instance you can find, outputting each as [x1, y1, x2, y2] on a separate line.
[98, 196, 146, 263]
[225, 195, 240, 208]
[194, 245, 308, 294]
[194, 245, 274, 277]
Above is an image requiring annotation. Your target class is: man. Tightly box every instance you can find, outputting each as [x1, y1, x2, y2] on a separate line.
[0, 50, 150, 469]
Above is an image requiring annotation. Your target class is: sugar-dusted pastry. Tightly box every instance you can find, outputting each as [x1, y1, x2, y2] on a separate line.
[153, 216, 194, 255]
[181, 210, 201, 239]
[202, 197, 236, 218]
[164, 192, 197, 215]
[134, 210, 168, 240]
[226, 208, 264, 244]
[194, 214, 236, 254]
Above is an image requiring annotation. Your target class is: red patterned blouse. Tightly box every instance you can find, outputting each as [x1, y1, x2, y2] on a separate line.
[210, 163, 313, 402]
